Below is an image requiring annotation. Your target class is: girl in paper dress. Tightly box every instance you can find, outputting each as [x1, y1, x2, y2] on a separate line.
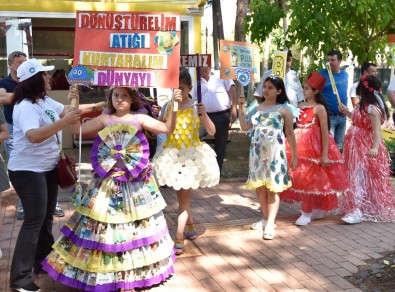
[152, 69, 219, 255]
[339, 75, 395, 224]
[42, 87, 182, 291]
[238, 75, 298, 240]
[280, 72, 350, 226]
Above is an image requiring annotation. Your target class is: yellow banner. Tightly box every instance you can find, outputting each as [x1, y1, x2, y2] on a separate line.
[272, 51, 287, 80]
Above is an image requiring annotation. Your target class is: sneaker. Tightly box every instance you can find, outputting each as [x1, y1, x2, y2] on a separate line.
[54, 204, 65, 217]
[341, 209, 362, 224]
[250, 219, 265, 230]
[295, 213, 311, 226]
[13, 282, 41, 292]
[250, 219, 277, 230]
[262, 224, 276, 240]
[16, 201, 24, 220]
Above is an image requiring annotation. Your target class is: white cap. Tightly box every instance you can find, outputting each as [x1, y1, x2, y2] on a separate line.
[17, 59, 55, 82]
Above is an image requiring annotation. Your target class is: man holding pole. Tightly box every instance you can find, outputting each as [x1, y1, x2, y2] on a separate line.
[319, 49, 349, 150]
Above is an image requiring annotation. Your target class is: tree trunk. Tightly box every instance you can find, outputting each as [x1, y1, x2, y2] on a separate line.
[234, 0, 249, 42]
[212, 0, 224, 70]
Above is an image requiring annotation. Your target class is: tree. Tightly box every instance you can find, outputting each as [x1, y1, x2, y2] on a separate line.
[211, 0, 224, 69]
[234, 0, 250, 42]
[245, 0, 395, 66]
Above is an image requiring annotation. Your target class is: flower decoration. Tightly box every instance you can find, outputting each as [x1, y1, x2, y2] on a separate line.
[91, 124, 150, 182]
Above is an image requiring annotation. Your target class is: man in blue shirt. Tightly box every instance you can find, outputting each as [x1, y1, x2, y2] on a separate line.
[319, 50, 349, 150]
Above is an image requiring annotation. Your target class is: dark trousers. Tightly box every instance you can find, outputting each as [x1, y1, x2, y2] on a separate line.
[9, 169, 58, 288]
[200, 111, 230, 173]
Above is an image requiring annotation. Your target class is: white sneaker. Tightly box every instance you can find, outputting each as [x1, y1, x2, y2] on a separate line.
[250, 219, 277, 230]
[250, 219, 265, 230]
[341, 209, 362, 224]
[295, 213, 312, 226]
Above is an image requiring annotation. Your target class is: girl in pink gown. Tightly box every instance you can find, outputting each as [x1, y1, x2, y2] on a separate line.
[340, 75, 395, 223]
[281, 72, 350, 225]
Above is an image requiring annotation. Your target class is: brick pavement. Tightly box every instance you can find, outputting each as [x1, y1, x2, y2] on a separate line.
[0, 137, 394, 291]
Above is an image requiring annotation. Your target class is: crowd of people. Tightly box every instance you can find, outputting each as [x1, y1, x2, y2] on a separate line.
[0, 49, 394, 292]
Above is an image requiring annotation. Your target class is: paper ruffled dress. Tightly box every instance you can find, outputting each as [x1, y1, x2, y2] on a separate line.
[42, 116, 175, 291]
[152, 104, 219, 190]
[340, 104, 395, 222]
[244, 103, 294, 193]
[280, 105, 349, 212]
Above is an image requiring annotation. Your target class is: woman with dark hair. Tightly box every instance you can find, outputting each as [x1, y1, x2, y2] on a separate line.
[238, 75, 298, 240]
[340, 75, 395, 224]
[8, 59, 102, 292]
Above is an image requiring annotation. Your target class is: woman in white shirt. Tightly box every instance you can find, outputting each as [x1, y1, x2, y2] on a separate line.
[8, 59, 103, 292]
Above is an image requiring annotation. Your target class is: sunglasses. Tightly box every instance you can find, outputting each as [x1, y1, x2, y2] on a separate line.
[8, 51, 27, 62]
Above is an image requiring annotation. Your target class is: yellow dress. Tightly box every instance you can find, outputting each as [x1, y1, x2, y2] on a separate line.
[152, 104, 220, 190]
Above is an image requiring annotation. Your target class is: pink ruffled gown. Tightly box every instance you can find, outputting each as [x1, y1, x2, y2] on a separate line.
[340, 104, 395, 222]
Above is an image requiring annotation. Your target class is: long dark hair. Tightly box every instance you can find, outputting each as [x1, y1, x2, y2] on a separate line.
[356, 75, 389, 120]
[263, 75, 290, 104]
[13, 72, 46, 105]
[312, 89, 330, 129]
[107, 87, 142, 114]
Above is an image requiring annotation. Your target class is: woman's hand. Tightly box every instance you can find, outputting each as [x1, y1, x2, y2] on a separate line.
[63, 108, 82, 125]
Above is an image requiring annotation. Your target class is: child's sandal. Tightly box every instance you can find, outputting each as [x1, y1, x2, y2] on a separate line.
[174, 238, 185, 255]
[184, 224, 198, 240]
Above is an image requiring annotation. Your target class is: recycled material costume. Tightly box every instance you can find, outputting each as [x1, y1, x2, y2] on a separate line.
[280, 105, 349, 212]
[244, 101, 297, 193]
[341, 104, 395, 222]
[42, 118, 175, 291]
[152, 104, 219, 190]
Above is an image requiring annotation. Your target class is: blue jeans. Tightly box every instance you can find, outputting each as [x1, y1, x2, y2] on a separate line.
[4, 122, 13, 160]
[329, 115, 347, 150]
[9, 169, 58, 288]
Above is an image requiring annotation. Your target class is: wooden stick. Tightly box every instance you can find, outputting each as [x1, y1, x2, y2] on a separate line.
[326, 63, 342, 106]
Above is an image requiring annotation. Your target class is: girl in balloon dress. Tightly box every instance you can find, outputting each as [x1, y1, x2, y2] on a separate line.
[42, 87, 181, 291]
[152, 69, 220, 255]
[339, 75, 395, 224]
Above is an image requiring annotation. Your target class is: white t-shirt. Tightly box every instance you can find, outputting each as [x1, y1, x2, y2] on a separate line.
[388, 75, 395, 92]
[349, 81, 359, 99]
[193, 70, 234, 113]
[8, 97, 64, 172]
[254, 69, 304, 107]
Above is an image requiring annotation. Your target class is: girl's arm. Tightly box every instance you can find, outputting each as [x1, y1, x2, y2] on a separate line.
[368, 106, 382, 157]
[315, 105, 329, 167]
[238, 96, 253, 131]
[0, 123, 9, 143]
[70, 114, 107, 136]
[282, 106, 298, 170]
[140, 89, 182, 133]
[198, 103, 215, 136]
[339, 103, 352, 118]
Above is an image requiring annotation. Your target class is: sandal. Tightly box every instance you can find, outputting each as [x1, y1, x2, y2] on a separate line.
[184, 224, 198, 240]
[174, 238, 185, 255]
[263, 224, 276, 240]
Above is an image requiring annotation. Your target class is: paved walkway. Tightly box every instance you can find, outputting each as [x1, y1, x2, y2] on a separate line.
[1, 139, 394, 291]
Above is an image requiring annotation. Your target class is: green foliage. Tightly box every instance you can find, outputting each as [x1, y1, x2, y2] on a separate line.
[245, 0, 285, 44]
[245, 0, 395, 67]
